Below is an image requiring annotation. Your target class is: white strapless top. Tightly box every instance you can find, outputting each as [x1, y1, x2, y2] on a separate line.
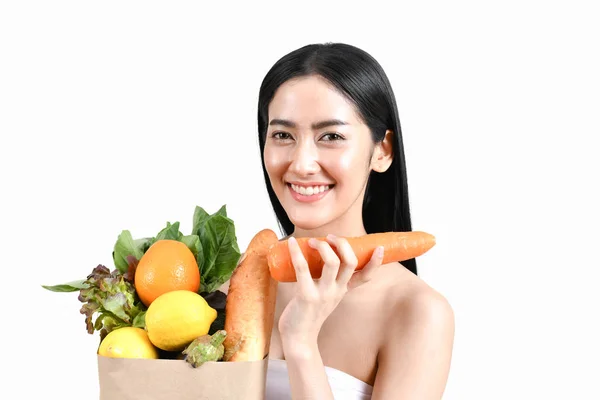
[265, 358, 373, 400]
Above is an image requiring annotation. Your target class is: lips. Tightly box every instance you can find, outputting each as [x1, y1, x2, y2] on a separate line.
[285, 182, 335, 203]
[289, 183, 333, 196]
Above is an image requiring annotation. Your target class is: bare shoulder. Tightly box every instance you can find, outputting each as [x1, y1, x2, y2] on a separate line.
[397, 272, 454, 328]
[370, 264, 455, 399]
[386, 270, 454, 349]
[374, 263, 453, 320]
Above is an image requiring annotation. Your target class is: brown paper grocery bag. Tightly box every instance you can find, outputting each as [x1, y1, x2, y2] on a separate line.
[98, 355, 269, 400]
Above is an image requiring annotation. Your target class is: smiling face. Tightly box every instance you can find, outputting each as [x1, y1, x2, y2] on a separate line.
[263, 75, 393, 237]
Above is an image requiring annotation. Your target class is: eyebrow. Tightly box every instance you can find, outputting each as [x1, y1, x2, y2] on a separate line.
[269, 118, 349, 130]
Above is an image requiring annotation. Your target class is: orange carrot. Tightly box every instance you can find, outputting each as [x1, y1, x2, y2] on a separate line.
[223, 228, 279, 362]
[267, 231, 436, 282]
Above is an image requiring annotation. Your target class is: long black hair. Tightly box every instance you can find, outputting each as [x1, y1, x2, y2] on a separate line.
[257, 43, 417, 275]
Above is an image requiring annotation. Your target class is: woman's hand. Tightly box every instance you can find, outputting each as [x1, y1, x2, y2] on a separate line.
[278, 233, 385, 346]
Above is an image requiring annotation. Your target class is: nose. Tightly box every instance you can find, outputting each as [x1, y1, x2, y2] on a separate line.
[289, 140, 320, 176]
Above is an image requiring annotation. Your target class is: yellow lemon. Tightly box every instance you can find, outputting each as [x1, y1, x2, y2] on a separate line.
[145, 290, 217, 352]
[98, 327, 159, 359]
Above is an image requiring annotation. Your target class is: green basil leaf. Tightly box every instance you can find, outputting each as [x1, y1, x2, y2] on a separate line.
[192, 206, 210, 237]
[199, 214, 241, 293]
[113, 230, 144, 274]
[41, 279, 89, 292]
[180, 234, 200, 255]
[155, 221, 183, 241]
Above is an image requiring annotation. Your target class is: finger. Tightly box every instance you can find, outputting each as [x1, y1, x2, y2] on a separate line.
[308, 238, 340, 286]
[326, 235, 359, 285]
[287, 236, 315, 289]
[348, 245, 384, 290]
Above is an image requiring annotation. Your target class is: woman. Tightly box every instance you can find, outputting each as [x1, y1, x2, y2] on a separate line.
[257, 42, 455, 399]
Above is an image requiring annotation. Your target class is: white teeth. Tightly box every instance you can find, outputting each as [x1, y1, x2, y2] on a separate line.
[291, 184, 331, 196]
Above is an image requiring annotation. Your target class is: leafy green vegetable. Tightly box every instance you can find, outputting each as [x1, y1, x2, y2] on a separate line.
[202, 217, 240, 292]
[192, 205, 241, 293]
[181, 234, 202, 258]
[155, 221, 182, 241]
[192, 206, 211, 235]
[42, 280, 89, 292]
[78, 264, 147, 340]
[112, 230, 152, 274]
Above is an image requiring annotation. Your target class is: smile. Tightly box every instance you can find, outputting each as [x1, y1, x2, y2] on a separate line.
[287, 182, 334, 203]
[290, 183, 332, 195]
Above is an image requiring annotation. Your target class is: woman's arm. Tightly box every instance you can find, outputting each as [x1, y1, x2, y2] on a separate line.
[278, 235, 385, 399]
[372, 291, 455, 399]
[281, 337, 335, 400]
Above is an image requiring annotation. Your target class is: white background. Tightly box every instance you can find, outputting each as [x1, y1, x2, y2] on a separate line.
[2, 1, 599, 399]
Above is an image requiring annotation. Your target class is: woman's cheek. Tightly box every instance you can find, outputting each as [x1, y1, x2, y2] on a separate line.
[263, 145, 287, 181]
[335, 148, 359, 176]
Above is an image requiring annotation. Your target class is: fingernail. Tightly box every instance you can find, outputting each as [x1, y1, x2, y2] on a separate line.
[326, 234, 336, 240]
[308, 238, 317, 247]
[377, 246, 384, 257]
[288, 237, 296, 245]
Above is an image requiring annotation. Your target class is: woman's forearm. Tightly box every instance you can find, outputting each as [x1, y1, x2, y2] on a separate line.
[282, 336, 335, 400]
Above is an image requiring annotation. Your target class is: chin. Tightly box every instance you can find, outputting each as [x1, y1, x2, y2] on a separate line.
[285, 209, 334, 233]
[276, 185, 345, 233]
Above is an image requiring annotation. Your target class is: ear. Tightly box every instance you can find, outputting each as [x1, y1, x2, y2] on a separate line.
[370, 130, 394, 173]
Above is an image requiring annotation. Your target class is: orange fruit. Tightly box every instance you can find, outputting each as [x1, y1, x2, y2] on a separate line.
[134, 239, 200, 307]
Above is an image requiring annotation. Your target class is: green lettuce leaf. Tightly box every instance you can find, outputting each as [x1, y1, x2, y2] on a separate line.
[77, 264, 147, 338]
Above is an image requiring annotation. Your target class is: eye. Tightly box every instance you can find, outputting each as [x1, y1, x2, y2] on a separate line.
[320, 133, 344, 141]
[271, 131, 293, 140]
